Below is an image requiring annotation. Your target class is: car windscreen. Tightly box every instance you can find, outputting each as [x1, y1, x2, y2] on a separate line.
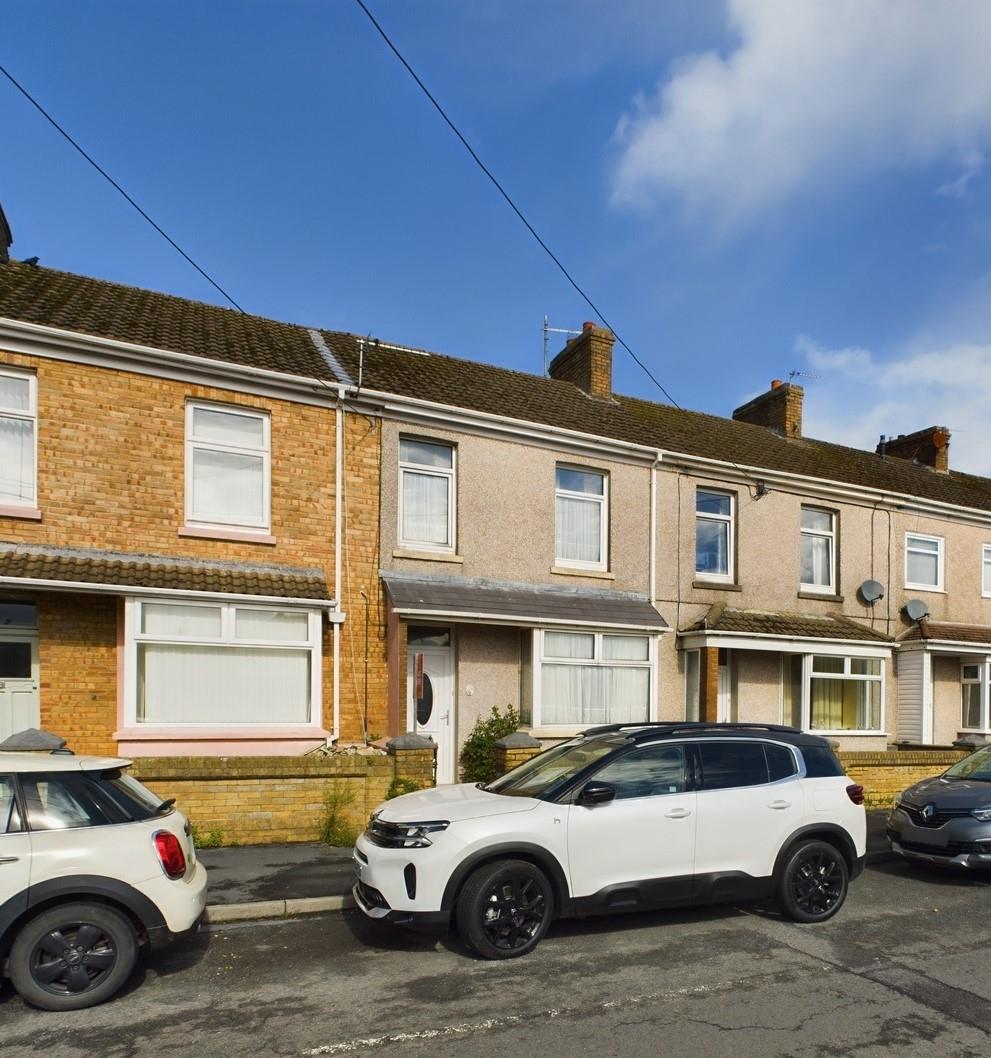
[945, 746, 991, 782]
[484, 737, 626, 798]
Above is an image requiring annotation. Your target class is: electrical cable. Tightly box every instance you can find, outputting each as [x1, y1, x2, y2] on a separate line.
[0, 61, 246, 313]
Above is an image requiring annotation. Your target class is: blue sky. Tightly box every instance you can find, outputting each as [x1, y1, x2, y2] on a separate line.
[5, 1, 991, 472]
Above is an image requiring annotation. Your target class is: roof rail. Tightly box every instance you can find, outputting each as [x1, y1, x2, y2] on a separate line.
[581, 721, 801, 738]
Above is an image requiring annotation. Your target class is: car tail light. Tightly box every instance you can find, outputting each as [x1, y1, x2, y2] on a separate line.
[846, 783, 865, 806]
[154, 830, 187, 879]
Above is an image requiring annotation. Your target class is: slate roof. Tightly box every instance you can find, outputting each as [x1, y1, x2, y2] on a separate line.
[900, 620, 991, 645]
[381, 572, 668, 630]
[5, 260, 991, 514]
[682, 606, 892, 643]
[0, 541, 332, 601]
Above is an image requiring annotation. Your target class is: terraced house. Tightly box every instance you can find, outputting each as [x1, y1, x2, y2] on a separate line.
[4, 226, 991, 778]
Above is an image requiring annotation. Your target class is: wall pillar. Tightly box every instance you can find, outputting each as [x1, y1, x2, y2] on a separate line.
[494, 731, 543, 775]
[387, 732, 436, 788]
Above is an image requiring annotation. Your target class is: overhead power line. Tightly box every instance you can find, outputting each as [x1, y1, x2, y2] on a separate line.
[0, 62, 245, 313]
[351, 0, 682, 409]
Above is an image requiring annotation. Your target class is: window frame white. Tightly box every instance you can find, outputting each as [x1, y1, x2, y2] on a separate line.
[695, 488, 735, 583]
[982, 545, 991, 599]
[960, 659, 990, 733]
[904, 532, 945, 592]
[554, 464, 609, 572]
[184, 401, 271, 533]
[0, 365, 38, 508]
[799, 653, 885, 736]
[122, 597, 322, 729]
[799, 506, 836, 594]
[527, 628, 657, 732]
[398, 436, 457, 553]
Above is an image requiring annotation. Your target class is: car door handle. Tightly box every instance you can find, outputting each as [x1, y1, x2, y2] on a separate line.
[768, 800, 792, 810]
[664, 808, 692, 819]
[0, 856, 19, 864]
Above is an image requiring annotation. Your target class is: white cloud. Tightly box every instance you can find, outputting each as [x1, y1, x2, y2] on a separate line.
[611, 0, 991, 229]
[797, 334, 991, 476]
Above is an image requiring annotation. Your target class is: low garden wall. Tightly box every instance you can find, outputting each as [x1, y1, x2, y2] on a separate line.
[837, 749, 969, 808]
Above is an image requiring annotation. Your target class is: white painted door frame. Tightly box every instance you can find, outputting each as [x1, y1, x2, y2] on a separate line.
[407, 642, 455, 784]
[0, 630, 40, 742]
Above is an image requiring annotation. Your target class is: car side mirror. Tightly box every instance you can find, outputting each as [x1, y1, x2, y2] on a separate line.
[578, 781, 616, 806]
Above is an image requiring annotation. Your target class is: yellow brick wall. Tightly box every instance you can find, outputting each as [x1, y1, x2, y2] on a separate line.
[838, 750, 968, 808]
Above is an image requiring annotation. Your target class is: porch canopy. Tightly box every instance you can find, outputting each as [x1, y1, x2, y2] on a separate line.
[899, 619, 991, 653]
[381, 572, 669, 632]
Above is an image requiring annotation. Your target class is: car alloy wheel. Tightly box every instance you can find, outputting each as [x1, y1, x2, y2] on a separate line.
[458, 859, 553, 959]
[778, 840, 849, 923]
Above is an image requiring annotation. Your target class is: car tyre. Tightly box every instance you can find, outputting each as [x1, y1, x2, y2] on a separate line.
[777, 840, 849, 923]
[457, 859, 553, 960]
[9, 902, 139, 1011]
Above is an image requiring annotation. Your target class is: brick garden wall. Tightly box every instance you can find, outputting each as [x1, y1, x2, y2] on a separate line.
[838, 749, 969, 808]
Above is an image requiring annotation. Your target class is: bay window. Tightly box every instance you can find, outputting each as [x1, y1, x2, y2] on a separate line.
[905, 533, 943, 591]
[696, 489, 734, 581]
[800, 507, 835, 593]
[779, 652, 885, 733]
[186, 403, 270, 531]
[126, 599, 320, 727]
[399, 438, 456, 550]
[555, 466, 607, 569]
[532, 629, 653, 728]
[0, 367, 37, 507]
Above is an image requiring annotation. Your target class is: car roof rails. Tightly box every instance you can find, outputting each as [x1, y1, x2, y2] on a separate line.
[582, 721, 801, 739]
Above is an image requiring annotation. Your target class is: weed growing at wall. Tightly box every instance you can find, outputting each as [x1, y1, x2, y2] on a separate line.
[319, 780, 359, 847]
[190, 824, 225, 849]
[386, 777, 424, 799]
[459, 704, 520, 784]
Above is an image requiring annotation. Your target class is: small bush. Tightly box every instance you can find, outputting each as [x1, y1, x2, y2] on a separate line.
[190, 824, 225, 849]
[319, 780, 359, 847]
[387, 777, 424, 800]
[459, 704, 521, 784]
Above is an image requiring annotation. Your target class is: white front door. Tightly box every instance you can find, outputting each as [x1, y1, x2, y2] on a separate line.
[717, 662, 731, 723]
[0, 634, 40, 742]
[407, 643, 455, 784]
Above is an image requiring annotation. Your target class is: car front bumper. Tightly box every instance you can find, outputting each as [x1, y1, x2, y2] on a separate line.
[887, 808, 991, 869]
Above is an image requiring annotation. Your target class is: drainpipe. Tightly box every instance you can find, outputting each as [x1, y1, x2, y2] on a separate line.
[331, 383, 346, 745]
[649, 451, 664, 606]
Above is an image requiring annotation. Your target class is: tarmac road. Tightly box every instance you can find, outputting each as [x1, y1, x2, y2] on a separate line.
[3, 855, 991, 1058]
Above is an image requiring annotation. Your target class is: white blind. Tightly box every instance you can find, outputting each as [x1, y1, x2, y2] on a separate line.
[402, 470, 450, 544]
[138, 644, 310, 724]
[191, 448, 265, 524]
[235, 608, 309, 641]
[141, 603, 222, 638]
[0, 375, 31, 411]
[0, 416, 35, 503]
[192, 406, 265, 447]
[541, 664, 648, 726]
[801, 534, 831, 586]
[555, 495, 601, 563]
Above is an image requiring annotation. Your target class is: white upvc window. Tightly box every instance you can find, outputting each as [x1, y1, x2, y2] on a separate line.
[0, 367, 37, 507]
[185, 403, 270, 531]
[905, 532, 944, 592]
[555, 465, 608, 570]
[982, 546, 991, 598]
[529, 629, 655, 728]
[399, 437, 456, 551]
[695, 488, 734, 582]
[806, 654, 884, 733]
[961, 662, 987, 731]
[124, 598, 321, 727]
[800, 507, 836, 593]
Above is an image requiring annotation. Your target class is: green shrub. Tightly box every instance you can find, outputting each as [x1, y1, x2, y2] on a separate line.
[459, 704, 521, 784]
[319, 781, 359, 847]
[190, 824, 225, 849]
[386, 777, 424, 799]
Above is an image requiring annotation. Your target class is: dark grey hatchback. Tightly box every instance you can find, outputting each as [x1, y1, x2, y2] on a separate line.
[887, 745, 991, 868]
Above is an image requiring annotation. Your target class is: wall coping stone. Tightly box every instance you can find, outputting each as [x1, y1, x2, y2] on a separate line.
[387, 733, 436, 752]
[496, 732, 542, 749]
[0, 728, 69, 752]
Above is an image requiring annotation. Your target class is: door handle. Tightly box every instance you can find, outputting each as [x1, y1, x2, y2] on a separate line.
[768, 800, 792, 810]
[664, 808, 692, 819]
[0, 856, 19, 864]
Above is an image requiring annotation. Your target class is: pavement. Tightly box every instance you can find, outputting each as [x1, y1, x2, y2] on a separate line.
[197, 809, 893, 923]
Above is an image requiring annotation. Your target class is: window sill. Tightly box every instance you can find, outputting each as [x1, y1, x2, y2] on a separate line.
[550, 566, 615, 580]
[904, 585, 946, 595]
[692, 579, 742, 592]
[808, 730, 889, 738]
[114, 725, 329, 740]
[798, 591, 844, 602]
[393, 548, 464, 563]
[179, 526, 276, 545]
[0, 504, 42, 521]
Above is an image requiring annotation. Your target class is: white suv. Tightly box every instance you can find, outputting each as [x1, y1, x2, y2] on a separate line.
[0, 751, 207, 1010]
[353, 723, 867, 959]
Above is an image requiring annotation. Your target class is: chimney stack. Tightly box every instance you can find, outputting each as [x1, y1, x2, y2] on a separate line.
[876, 426, 950, 472]
[732, 379, 804, 438]
[0, 203, 11, 264]
[548, 321, 614, 400]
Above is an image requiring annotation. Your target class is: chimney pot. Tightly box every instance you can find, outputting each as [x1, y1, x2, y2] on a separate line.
[770, 379, 784, 389]
[876, 426, 950, 472]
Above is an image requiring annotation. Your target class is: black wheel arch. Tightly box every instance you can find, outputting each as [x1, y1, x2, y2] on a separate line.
[441, 843, 571, 917]
[773, 825, 858, 881]
[0, 876, 166, 959]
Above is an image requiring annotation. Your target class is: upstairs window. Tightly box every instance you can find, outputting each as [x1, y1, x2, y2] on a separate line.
[186, 403, 270, 531]
[800, 507, 836, 593]
[0, 367, 37, 507]
[905, 533, 943, 591]
[399, 438, 456, 550]
[696, 489, 734, 581]
[555, 466, 607, 569]
[983, 545, 991, 598]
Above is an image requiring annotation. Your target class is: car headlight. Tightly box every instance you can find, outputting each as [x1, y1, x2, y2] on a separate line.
[368, 817, 450, 848]
[400, 822, 450, 848]
[970, 807, 991, 822]
[892, 791, 903, 809]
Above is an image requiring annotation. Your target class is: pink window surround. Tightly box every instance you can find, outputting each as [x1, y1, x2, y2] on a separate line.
[0, 504, 42, 520]
[178, 526, 276, 545]
[113, 726, 331, 757]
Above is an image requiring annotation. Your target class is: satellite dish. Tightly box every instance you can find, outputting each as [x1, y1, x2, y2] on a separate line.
[859, 580, 884, 604]
[904, 599, 929, 622]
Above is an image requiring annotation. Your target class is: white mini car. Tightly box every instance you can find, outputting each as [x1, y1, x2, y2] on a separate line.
[0, 751, 207, 1010]
[354, 723, 867, 959]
